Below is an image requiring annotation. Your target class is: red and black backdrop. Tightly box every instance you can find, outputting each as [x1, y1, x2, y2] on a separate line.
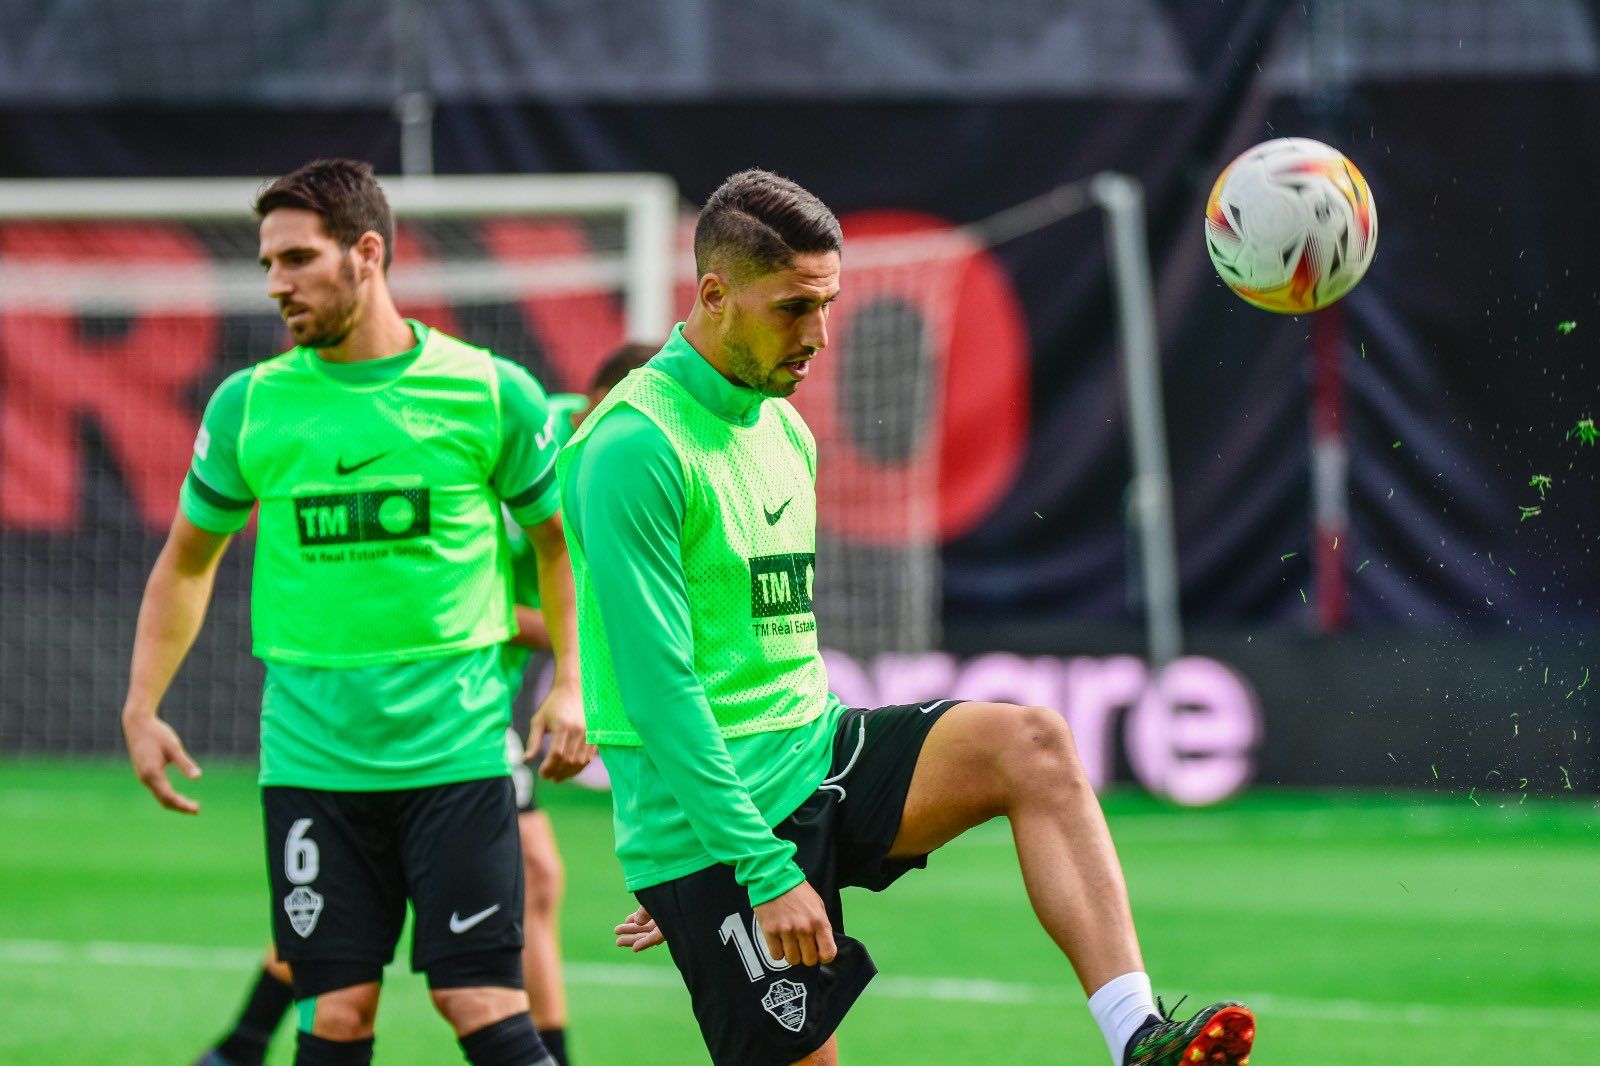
[2, 1, 1597, 780]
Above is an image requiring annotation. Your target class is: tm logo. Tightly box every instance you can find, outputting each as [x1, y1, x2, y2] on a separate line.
[749, 552, 815, 619]
[294, 489, 430, 546]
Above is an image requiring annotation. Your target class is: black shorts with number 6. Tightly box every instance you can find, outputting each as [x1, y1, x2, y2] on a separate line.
[262, 775, 524, 998]
[635, 699, 956, 1066]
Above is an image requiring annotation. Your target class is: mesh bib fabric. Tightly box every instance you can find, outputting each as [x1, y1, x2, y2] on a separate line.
[560, 366, 829, 745]
[238, 329, 515, 666]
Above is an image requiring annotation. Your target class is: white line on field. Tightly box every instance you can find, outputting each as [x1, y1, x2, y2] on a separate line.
[3, 938, 1598, 1033]
[0, 938, 262, 971]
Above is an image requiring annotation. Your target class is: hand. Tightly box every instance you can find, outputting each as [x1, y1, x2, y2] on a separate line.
[754, 880, 837, 967]
[614, 905, 666, 953]
[123, 713, 202, 814]
[525, 681, 595, 782]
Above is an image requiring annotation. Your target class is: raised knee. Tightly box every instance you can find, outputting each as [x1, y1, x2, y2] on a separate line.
[1003, 706, 1085, 791]
[1015, 704, 1076, 756]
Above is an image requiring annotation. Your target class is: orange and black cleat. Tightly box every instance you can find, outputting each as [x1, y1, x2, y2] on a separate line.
[1124, 998, 1256, 1065]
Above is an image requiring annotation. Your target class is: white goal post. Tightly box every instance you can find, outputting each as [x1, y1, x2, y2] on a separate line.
[0, 173, 679, 756]
[0, 174, 681, 341]
[957, 173, 1182, 667]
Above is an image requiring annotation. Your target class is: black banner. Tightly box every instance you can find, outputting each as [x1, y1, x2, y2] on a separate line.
[4, 4, 1600, 764]
[7, 50, 1598, 633]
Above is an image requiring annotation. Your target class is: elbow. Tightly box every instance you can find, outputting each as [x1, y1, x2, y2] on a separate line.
[528, 512, 569, 557]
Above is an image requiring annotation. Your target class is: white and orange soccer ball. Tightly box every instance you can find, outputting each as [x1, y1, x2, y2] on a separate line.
[1204, 137, 1377, 314]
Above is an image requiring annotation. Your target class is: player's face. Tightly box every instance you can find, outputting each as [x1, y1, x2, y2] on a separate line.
[722, 251, 840, 398]
[258, 208, 365, 349]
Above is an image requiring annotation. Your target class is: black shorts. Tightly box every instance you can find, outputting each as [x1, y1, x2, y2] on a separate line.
[635, 699, 958, 1066]
[263, 775, 524, 997]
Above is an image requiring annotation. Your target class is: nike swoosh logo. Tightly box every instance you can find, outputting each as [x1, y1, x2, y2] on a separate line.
[448, 904, 501, 934]
[918, 701, 944, 714]
[335, 450, 392, 476]
[764, 498, 793, 525]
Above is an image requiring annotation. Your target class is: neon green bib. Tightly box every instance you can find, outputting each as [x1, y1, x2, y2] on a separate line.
[238, 328, 515, 667]
[560, 366, 828, 745]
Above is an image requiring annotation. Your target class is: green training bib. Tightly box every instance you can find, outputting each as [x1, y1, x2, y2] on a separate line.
[238, 327, 515, 667]
[561, 366, 829, 745]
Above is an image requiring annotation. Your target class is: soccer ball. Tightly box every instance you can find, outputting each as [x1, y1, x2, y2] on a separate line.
[1204, 137, 1377, 314]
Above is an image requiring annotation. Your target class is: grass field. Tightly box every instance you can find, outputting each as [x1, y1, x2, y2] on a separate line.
[2, 761, 1597, 1063]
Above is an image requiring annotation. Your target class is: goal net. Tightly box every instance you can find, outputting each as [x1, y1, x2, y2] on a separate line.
[0, 175, 676, 756]
[0, 174, 985, 756]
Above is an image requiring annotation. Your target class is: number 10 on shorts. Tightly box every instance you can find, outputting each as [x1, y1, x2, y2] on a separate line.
[720, 912, 792, 982]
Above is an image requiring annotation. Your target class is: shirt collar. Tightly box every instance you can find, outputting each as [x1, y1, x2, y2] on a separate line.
[647, 323, 767, 427]
[301, 320, 428, 385]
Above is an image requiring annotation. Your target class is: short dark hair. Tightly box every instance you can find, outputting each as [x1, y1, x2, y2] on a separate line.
[589, 341, 657, 395]
[254, 158, 395, 270]
[693, 169, 842, 283]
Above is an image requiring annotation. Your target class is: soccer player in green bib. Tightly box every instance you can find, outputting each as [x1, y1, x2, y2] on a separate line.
[121, 159, 582, 1066]
[189, 344, 654, 1066]
[567, 170, 1257, 1066]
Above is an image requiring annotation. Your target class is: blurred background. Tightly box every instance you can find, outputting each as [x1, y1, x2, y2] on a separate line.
[1, 2, 1597, 1063]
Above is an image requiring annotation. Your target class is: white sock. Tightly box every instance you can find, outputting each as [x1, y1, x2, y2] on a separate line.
[1087, 971, 1157, 1064]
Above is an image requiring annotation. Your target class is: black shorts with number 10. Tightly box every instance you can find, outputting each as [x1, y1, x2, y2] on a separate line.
[635, 699, 957, 1066]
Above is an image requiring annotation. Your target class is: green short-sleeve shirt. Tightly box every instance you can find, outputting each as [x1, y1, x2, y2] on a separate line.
[181, 322, 565, 790]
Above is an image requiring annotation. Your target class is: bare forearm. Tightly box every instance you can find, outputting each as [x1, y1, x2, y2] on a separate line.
[532, 535, 580, 688]
[122, 552, 218, 721]
[521, 520, 593, 779]
[510, 604, 552, 650]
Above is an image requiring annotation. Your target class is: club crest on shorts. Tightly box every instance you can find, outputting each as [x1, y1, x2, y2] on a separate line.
[284, 885, 324, 937]
[761, 978, 807, 1032]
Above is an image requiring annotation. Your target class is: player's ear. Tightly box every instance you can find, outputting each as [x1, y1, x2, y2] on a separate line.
[697, 271, 731, 320]
[355, 230, 386, 279]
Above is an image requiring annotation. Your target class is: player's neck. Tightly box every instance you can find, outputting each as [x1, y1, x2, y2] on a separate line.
[316, 292, 415, 364]
[682, 310, 742, 388]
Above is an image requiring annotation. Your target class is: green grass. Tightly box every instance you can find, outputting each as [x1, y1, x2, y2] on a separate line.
[2, 760, 1597, 1063]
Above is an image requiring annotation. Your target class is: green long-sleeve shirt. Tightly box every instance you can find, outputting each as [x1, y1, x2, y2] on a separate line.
[562, 328, 844, 906]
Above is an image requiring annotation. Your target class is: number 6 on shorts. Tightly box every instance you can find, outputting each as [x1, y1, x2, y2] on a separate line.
[284, 817, 320, 885]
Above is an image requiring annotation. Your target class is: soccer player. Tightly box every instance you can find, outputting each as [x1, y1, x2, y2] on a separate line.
[192, 343, 651, 1066]
[123, 158, 581, 1066]
[194, 343, 655, 1066]
[565, 170, 1258, 1066]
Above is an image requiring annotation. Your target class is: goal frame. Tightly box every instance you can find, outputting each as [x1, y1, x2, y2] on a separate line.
[0, 173, 681, 342]
[963, 173, 1182, 666]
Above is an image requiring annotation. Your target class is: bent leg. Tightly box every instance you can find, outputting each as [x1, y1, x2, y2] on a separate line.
[434, 987, 553, 1064]
[519, 811, 569, 1030]
[202, 948, 296, 1065]
[889, 701, 1143, 994]
[432, 985, 538, 1038]
[301, 982, 381, 1040]
[262, 787, 405, 1058]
